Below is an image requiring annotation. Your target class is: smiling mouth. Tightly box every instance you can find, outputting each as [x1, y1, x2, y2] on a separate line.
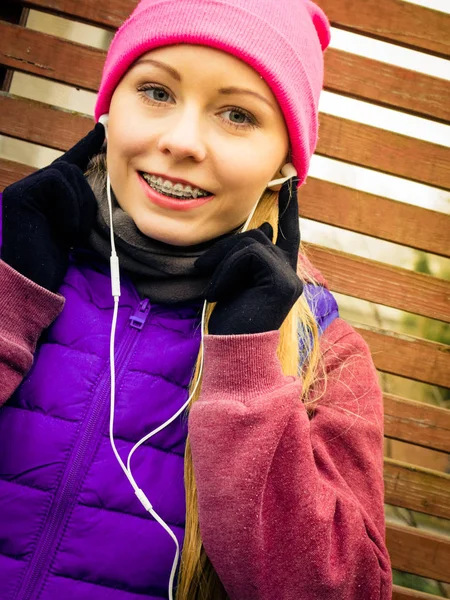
[140, 172, 212, 199]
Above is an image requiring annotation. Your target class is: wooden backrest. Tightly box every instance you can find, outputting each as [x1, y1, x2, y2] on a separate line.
[1, 1, 449, 598]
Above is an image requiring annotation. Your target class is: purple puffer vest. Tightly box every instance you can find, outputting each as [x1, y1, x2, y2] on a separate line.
[0, 193, 339, 600]
[0, 252, 203, 600]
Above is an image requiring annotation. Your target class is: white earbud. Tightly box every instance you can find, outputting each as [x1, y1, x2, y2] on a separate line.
[99, 113, 109, 140]
[240, 163, 298, 233]
[267, 162, 297, 191]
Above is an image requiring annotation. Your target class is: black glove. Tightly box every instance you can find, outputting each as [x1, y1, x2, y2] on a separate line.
[1, 123, 105, 292]
[195, 177, 303, 335]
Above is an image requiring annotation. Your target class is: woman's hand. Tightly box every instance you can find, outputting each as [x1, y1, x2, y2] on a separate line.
[195, 178, 303, 335]
[1, 123, 105, 292]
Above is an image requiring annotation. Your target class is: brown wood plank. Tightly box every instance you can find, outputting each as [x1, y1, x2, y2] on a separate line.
[317, 0, 450, 59]
[393, 585, 447, 600]
[387, 522, 450, 583]
[3, 22, 449, 125]
[18, 0, 137, 29]
[0, 92, 93, 151]
[305, 243, 450, 324]
[300, 178, 450, 259]
[325, 48, 450, 124]
[384, 458, 450, 520]
[0, 21, 104, 91]
[0, 4, 29, 92]
[317, 114, 450, 191]
[355, 326, 450, 388]
[0, 158, 36, 191]
[384, 394, 450, 454]
[2, 93, 449, 192]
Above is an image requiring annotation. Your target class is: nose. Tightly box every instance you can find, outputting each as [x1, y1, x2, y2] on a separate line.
[156, 106, 207, 163]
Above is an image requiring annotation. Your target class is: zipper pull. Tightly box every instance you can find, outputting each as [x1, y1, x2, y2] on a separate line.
[129, 298, 151, 330]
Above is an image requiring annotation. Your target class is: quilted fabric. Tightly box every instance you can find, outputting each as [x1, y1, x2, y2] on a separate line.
[0, 253, 203, 600]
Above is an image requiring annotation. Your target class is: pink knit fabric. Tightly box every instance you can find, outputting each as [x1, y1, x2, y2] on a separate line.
[94, 0, 330, 186]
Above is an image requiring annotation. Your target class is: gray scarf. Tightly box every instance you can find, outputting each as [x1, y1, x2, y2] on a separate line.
[88, 184, 238, 304]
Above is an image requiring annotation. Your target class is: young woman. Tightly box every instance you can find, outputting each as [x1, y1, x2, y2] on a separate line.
[0, 0, 392, 598]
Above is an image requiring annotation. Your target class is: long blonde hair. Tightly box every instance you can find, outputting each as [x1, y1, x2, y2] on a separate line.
[85, 151, 325, 599]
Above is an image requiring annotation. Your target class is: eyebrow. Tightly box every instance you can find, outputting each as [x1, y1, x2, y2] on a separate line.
[133, 58, 276, 111]
[218, 87, 275, 111]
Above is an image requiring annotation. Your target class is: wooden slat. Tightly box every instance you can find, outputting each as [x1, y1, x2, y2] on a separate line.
[317, 114, 450, 191]
[355, 326, 449, 389]
[18, 0, 135, 29]
[393, 585, 446, 600]
[384, 458, 450, 520]
[317, 0, 450, 59]
[387, 522, 450, 583]
[3, 22, 449, 125]
[384, 394, 450, 454]
[0, 93, 92, 151]
[0, 21, 104, 91]
[325, 48, 450, 124]
[300, 178, 450, 259]
[305, 244, 450, 324]
[0, 4, 29, 92]
[2, 93, 449, 192]
[0, 158, 35, 190]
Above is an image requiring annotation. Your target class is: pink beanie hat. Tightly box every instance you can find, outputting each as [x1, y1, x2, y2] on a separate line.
[95, 0, 330, 186]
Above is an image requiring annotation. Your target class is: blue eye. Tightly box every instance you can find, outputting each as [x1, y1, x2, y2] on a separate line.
[221, 107, 258, 130]
[224, 109, 248, 124]
[138, 84, 173, 104]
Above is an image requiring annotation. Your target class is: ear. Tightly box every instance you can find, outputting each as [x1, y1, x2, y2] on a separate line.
[285, 147, 292, 165]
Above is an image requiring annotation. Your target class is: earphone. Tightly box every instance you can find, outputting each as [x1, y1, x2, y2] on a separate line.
[267, 163, 297, 190]
[98, 113, 297, 600]
[98, 113, 109, 139]
[241, 162, 298, 232]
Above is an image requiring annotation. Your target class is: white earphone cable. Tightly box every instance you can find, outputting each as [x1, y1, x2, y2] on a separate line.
[106, 167, 207, 600]
[100, 108, 297, 600]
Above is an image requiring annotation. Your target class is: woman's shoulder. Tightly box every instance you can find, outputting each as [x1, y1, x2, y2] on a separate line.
[298, 251, 376, 372]
[317, 316, 380, 399]
[320, 316, 371, 355]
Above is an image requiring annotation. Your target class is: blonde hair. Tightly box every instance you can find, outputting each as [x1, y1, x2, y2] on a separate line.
[85, 151, 326, 600]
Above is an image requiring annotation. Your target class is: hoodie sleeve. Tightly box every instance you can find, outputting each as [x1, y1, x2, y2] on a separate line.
[0, 259, 64, 406]
[188, 318, 392, 600]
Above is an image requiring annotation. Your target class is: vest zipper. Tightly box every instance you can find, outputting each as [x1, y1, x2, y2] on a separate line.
[17, 298, 152, 600]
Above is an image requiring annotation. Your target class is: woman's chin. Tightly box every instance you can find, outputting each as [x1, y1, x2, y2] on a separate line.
[133, 222, 209, 247]
[131, 211, 241, 247]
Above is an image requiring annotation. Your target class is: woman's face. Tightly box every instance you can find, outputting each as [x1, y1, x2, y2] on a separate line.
[107, 44, 289, 245]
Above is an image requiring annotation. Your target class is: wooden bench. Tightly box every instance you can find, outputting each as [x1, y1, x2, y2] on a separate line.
[1, 1, 449, 597]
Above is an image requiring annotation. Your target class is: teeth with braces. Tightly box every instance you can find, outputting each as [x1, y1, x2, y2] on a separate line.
[142, 173, 210, 199]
